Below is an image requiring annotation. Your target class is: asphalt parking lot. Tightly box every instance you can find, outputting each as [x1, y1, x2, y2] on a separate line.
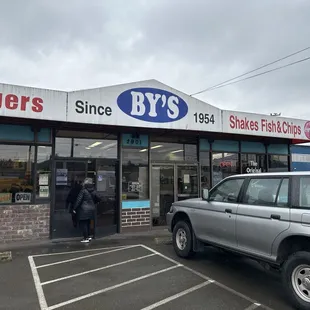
[28, 244, 272, 310]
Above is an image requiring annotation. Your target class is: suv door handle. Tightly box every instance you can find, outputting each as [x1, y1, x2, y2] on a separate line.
[225, 208, 232, 213]
[271, 214, 281, 220]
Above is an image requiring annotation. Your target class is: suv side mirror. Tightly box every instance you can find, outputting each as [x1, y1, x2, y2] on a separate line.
[202, 188, 209, 200]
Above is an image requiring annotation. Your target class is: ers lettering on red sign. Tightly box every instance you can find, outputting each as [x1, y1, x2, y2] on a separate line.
[0, 93, 43, 112]
[229, 115, 301, 137]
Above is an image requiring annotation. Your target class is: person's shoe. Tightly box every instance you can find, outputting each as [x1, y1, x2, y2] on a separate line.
[87, 237, 92, 241]
[81, 239, 89, 243]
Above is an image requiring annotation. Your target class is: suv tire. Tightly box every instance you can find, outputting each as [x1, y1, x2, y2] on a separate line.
[282, 251, 310, 310]
[172, 220, 195, 258]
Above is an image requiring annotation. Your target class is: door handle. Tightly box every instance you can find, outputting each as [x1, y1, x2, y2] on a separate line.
[225, 208, 232, 213]
[271, 214, 281, 220]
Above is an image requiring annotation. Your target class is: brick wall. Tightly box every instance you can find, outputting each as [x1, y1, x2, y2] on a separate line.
[121, 208, 150, 228]
[0, 204, 50, 243]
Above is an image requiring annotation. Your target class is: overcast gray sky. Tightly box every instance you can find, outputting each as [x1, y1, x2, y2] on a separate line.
[0, 0, 309, 119]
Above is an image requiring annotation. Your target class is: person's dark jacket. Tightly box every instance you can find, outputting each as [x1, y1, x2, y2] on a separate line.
[66, 182, 82, 213]
[73, 184, 101, 221]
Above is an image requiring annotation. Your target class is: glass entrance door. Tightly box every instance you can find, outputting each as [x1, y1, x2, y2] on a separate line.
[176, 165, 199, 201]
[53, 160, 87, 239]
[95, 159, 118, 236]
[52, 159, 118, 239]
[151, 165, 174, 226]
[151, 164, 198, 226]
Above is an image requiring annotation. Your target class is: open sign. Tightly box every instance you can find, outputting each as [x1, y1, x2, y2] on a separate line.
[220, 161, 232, 168]
[15, 192, 31, 203]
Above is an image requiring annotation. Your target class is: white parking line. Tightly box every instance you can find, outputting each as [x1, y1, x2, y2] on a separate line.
[32, 245, 128, 258]
[139, 244, 273, 310]
[28, 256, 48, 310]
[48, 264, 182, 310]
[139, 281, 212, 310]
[36, 245, 139, 269]
[41, 253, 156, 285]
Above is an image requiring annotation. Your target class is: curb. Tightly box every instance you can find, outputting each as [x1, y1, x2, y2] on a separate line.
[0, 231, 172, 256]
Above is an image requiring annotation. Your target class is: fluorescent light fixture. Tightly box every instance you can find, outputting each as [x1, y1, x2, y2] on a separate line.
[39, 146, 46, 148]
[85, 147, 91, 150]
[150, 145, 163, 149]
[171, 149, 183, 154]
[100, 142, 117, 150]
[139, 149, 148, 152]
[88, 142, 103, 148]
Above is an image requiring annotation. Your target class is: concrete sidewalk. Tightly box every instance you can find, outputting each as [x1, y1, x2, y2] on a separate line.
[0, 229, 172, 258]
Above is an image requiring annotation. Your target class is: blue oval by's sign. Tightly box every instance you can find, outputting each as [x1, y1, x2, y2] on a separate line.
[117, 87, 188, 123]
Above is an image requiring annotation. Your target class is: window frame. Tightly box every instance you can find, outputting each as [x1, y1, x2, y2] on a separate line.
[240, 175, 292, 208]
[208, 176, 246, 204]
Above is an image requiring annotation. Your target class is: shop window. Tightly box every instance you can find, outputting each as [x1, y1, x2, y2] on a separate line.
[73, 138, 117, 159]
[241, 154, 266, 174]
[0, 124, 34, 142]
[268, 144, 289, 155]
[241, 141, 265, 153]
[268, 155, 289, 172]
[0, 145, 34, 204]
[200, 152, 211, 190]
[36, 146, 52, 199]
[37, 128, 52, 143]
[212, 152, 239, 186]
[122, 148, 149, 200]
[150, 142, 197, 161]
[199, 139, 210, 152]
[55, 138, 72, 157]
[212, 140, 239, 152]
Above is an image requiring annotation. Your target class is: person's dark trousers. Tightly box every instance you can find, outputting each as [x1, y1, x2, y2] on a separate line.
[80, 219, 90, 239]
[72, 213, 77, 228]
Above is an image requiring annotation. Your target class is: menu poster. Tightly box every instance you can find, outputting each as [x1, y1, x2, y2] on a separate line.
[39, 174, 49, 186]
[39, 186, 49, 198]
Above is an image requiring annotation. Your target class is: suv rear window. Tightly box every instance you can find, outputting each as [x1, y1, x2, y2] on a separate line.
[299, 177, 310, 208]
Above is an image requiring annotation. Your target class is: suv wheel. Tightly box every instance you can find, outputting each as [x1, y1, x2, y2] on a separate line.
[283, 251, 310, 310]
[172, 221, 195, 258]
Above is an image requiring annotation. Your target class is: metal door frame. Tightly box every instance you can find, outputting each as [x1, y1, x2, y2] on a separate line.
[151, 162, 199, 203]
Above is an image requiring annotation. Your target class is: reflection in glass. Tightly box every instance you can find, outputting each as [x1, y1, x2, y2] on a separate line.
[177, 166, 198, 201]
[53, 161, 87, 238]
[212, 152, 239, 186]
[55, 138, 72, 157]
[241, 154, 266, 174]
[73, 139, 117, 158]
[96, 159, 118, 228]
[150, 142, 197, 161]
[36, 146, 52, 199]
[0, 145, 34, 203]
[268, 155, 289, 172]
[122, 148, 149, 200]
[200, 152, 211, 190]
[151, 165, 174, 226]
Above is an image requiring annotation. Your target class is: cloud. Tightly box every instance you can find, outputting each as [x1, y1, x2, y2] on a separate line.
[0, 0, 309, 119]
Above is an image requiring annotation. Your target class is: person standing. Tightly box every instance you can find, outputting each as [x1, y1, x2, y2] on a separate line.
[73, 178, 101, 243]
[66, 179, 82, 228]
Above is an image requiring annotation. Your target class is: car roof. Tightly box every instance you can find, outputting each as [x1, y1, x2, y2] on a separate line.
[227, 171, 310, 178]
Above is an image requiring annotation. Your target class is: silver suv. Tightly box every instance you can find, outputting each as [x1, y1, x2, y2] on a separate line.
[166, 172, 310, 310]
